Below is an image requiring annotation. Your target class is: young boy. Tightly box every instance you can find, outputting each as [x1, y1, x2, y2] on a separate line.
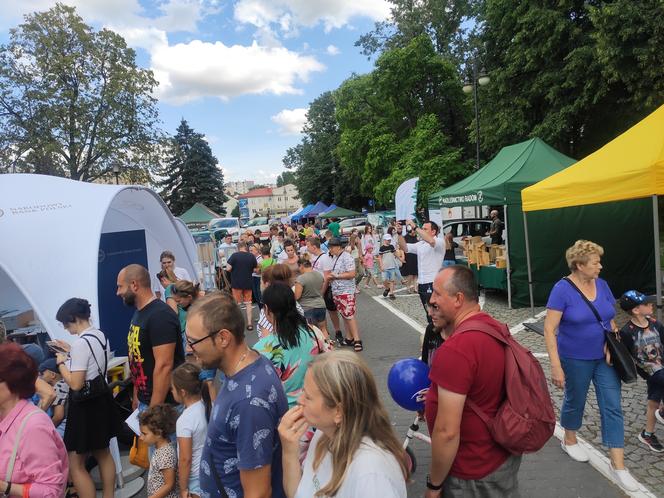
[378, 235, 399, 299]
[619, 290, 664, 452]
[38, 358, 69, 437]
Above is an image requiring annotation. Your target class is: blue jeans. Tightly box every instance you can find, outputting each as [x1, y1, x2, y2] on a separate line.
[252, 276, 262, 308]
[560, 357, 624, 448]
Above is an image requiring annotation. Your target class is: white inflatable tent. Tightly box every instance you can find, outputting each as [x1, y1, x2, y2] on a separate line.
[0, 174, 197, 345]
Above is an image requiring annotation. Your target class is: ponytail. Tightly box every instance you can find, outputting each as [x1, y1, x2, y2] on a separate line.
[171, 363, 212, 420]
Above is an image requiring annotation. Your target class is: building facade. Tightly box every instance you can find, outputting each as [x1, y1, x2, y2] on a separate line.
[238, 184, 301, 218]
[225, 180, 255, 195]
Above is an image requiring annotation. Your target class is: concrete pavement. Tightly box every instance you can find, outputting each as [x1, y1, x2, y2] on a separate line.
[353, 288, 630, 497]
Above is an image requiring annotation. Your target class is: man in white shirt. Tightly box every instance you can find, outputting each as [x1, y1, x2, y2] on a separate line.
[153, 250, 192, 299]
[396, 219, 444, 324]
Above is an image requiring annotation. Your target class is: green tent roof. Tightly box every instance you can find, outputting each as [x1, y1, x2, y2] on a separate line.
[180, 203, 222, 225]
[319, 206, 363, 218]
[428, 138, 575, 208]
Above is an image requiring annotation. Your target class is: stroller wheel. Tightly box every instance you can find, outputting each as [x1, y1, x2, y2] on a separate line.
[405, 445, 417, 475]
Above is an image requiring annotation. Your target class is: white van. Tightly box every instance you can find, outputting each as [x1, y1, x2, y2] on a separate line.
[209, 217, 241, 242]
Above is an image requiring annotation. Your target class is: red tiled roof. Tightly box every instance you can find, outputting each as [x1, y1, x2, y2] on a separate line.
[238, 187, 273, 199]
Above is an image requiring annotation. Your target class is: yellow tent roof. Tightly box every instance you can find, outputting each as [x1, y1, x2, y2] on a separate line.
[522, 104, 664, 212]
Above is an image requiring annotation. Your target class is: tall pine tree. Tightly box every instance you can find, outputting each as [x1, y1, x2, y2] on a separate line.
[160, 119, 227, 216]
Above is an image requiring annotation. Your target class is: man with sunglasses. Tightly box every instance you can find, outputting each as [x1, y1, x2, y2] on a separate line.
[185, 293, 288, 498]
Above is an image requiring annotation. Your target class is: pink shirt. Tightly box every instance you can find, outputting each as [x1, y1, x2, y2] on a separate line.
[0, 399, 68, 497]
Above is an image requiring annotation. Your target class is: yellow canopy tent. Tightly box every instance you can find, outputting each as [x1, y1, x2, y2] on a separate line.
[521, 104, 664, 314]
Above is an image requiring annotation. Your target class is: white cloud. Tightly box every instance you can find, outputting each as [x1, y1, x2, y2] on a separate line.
[234, 0, 391, 33]
[326, 44, 340, 55]
[271, 108, 308, 135]
[152, 41, 325, 104]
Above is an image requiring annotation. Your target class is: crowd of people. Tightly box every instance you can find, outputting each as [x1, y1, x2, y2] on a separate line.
[2, 208, 664, 498]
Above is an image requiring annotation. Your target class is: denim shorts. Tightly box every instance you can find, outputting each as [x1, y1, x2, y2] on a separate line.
[304, 307, 327, 324]
[382, 268, 399, 281]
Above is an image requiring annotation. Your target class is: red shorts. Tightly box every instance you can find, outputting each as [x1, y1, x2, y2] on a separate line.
[332, 293, 356, 319]
[232, 288, 252, 304]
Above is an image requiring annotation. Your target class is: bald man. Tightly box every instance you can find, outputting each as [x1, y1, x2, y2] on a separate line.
[117, 264, 184, 411]
[489, 210, 504, 245]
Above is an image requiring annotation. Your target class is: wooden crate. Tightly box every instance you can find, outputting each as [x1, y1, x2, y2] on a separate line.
[495, 256, 507, 269]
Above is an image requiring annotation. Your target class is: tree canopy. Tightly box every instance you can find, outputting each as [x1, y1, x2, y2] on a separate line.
[0, 4, 160, 182]
[159, 119, 227, 216]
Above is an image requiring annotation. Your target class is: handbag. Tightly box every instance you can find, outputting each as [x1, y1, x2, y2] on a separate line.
[129, 436, 149, 469]
[564, 278, 638, 384]
[70, 334, 112, 402]
[4, 410, 41, 483]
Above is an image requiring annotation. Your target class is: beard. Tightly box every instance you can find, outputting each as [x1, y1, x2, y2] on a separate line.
[121, 290, 136, 307]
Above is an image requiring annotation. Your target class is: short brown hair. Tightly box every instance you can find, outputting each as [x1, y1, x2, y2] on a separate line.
[173, 280, 200, 297]
[188, 292, 245, 342]
[261, 263, 293, 285]
[306, 236, 320, 248]
[121, 264, 151, 289]
[138, 404, 177, 438]
[566, 240, 604, 272]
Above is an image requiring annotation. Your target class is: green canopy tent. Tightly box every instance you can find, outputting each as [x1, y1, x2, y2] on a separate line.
[428, 138, 576, 307]
[179, 203, 222, 228]
[318, 207, 363, 219]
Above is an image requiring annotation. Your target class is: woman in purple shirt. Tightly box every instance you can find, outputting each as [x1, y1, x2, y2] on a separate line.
[543, 240, 638, 492]
[0, 343, 68, 497]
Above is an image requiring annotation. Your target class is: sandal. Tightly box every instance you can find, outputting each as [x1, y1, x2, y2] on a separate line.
[354, 340, 363, 352]
[344, 338, 354, 347]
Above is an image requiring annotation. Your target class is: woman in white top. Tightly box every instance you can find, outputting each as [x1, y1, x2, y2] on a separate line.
[279, 350, 408, 498]
[54, 298, 121, 498]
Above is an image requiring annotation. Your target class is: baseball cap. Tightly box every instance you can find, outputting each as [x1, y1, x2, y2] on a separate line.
[22, 343, 45, 365]
[619, 290, 656, 311]
[382, 234, 392, 241]
[328, 237, 342, 247]
[39, 357, 59, 374]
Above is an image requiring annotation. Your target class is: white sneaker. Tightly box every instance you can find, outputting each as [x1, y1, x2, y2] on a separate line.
[561, 441, 589, 462]
[609, 464, 640, 492]
[656, 408, 664, 425]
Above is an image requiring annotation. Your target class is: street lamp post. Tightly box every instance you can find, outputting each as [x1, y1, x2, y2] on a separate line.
[463, 59, 490, 169]
[112, 163, 121, 185]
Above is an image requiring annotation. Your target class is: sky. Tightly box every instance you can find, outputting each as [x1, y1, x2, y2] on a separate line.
[0, 0, 392, 184]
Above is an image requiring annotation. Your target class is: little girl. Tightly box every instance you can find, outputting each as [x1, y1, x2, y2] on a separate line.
[171, 364, 210, 498]
[362, 243, 379, 288]
[139, 405, 179, 498]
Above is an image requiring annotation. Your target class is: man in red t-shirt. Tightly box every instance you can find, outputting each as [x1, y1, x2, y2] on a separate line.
[424, 265, 521, 497]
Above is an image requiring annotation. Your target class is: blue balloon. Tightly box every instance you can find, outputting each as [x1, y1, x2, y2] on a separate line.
[387, 358, 431, 411]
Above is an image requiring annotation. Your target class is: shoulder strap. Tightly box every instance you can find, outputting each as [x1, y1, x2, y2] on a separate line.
[5, 409, 40, 481]
[563, 277, 603, 324]
[80, 334, 108, 377]
[453, 318, 509, 425]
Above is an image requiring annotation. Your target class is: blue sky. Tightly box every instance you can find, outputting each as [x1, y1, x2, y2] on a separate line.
[0, 0, 392, 184]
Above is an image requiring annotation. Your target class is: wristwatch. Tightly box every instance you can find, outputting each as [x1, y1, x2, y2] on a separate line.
[426, 474, 443, 490]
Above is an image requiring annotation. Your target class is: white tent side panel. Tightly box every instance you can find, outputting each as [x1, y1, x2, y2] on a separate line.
[0, 174, 197, 342]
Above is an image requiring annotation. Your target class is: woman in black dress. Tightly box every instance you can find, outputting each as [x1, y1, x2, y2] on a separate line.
[400, 228, 419, 293]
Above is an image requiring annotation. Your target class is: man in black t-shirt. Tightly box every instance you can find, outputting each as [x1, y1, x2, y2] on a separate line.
[117, 264, 184, 409]
[226, 241, 258, 330]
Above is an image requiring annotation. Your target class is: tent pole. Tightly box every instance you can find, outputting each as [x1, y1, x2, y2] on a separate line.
[503, 204, 512, 309]
[653, 195, 662, 321]
[523, 210, 535, 317]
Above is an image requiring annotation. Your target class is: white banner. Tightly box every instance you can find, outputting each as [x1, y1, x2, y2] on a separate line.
[395, 177, 419, 221]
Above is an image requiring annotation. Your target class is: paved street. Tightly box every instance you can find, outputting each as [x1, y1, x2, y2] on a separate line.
[353, 287, 631, 497]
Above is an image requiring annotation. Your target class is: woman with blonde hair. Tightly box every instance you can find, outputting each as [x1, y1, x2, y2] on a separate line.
[544, 240, 638, 491]
[279, 350, 408, 497]
[157, 268, 179, 312]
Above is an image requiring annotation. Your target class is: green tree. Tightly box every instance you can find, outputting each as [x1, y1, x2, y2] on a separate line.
[283, 92, 340, 206]
[159, 119, 227, 216]
[356, 0, 479, 63]
[0, 4, 160, 182]
[335, 35, 469, 207]
[231, 204, 240, 218]
[276, 170, 296, 187]
[478, 0, 663, 160]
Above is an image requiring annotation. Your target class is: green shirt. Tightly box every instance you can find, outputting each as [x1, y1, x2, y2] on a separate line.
[328, 221, 340, 237]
